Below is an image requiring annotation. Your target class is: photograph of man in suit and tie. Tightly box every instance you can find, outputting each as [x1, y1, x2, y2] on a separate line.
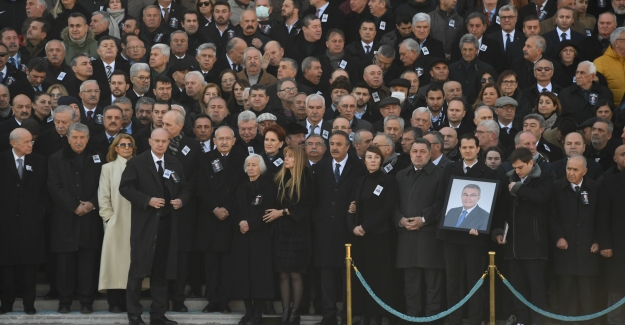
[442, 182, 496, 233]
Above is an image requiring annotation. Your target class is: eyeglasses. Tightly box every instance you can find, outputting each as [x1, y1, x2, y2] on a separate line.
[198, 1, 211, 6]
[501, 80, 517, 85]
[117, 142, 134, 148]
[0, 52, 7, 57]
[127, 46, 144, 51]
[49, 93, 63, 98]
[82, 89, 100, 93]
[481, 77, 495, 83]
[535, 67, 552, 72]
[280, 87, 297, 93]
[134, 76, 149, 82]
[498, 105, 516, 111]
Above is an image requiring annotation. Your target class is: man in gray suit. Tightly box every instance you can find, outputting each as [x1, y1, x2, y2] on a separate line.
[443, 184, 490, 231]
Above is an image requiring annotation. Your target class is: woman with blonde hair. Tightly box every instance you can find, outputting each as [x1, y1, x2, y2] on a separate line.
[97, 134, 147, 312]
[264, 146, 313, 325]
[199, 83, 222, 113]
[47, 84, 69, 110]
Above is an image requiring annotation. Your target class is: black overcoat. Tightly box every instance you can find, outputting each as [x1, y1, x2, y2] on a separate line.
[597, 170, 625, 292]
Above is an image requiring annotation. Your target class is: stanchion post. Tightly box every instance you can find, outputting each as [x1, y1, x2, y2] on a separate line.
[489, 251, 496, 325]
[346, 244, 352, 325]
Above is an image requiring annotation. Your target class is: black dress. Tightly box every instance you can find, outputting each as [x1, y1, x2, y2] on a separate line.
[223, 174, 277, 299]
[347, 170, 398, 316]
[273, 168, 313, 273]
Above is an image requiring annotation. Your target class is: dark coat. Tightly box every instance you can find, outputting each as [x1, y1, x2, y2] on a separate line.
[597, 169, 625, 292]
[44, 61, 75, 86]
[312, 154, 367, 267]
[91, 59, 131, 101]
[418, 36, 446, 60]
[79, 106, 105, 136]
[448, 58, 494, 104]
[511, 56, 565, 90]
[552, 157, 604, 181]
[372, 9, 396, 43]
[536, 137, 564, 162]
[302, 5, 346, 40]
[119, 150, 190, 279]
[262, 151, 284, 177]
[195, 149, 247, 252]
[517, 1, 558, 30]
[33, 127, 69, 158]
[8, 77, 51, 101]
[0, 63, 27, 88]
[394, 162, 446, 268]
[200, 21, 236, 56]
[450, 33, 504, 72]
[224, 174, 276, 299]
[47, 145, 103, 253]
[283, 32, 327, 65]
[348, 170, 399, 234]
[233, 133, 264, 157]
[549, 177, 600, 276]
[559, 83, 614, 125]
[542, 29, 586, 60]
[0, 118, 19, 136]
[0, 150, 48, 265]
[344, 40, 380, 64]
[522, 84, 563, 106]
[90, 131, 116, 158]
[492, 164, 553, 259]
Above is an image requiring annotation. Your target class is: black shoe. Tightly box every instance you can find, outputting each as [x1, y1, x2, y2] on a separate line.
[150, 315, 178, 324]
[238, 314, 252, 325]
[247, 316, 264, 325]
[80, 305, 93, 314]
[220, 303, 231, 314]
[128, 315, 146, 325]
[0, 308, 12, 314]
[172, 303, 188, 312]
[315, 318, 336, 325]
[58, 306, 70, 314]
[109, 304, 124, 313]
[281, 308, 291, 325]
[24, 307, 36, 315]
[202, 302, 220, 313]
[287, 308, 300, 325]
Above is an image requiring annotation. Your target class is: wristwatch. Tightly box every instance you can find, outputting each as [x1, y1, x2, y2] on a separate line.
[282, 208, 287, 216]
[421, 217, 426, 225]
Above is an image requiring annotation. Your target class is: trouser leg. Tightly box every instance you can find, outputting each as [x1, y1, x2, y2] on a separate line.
[77, 248, 98, 306]
[464, 245, 486, 325]
[57, 251, 76, 307]
[149, 215, 172, 318]
[320, 267, 339, 320]
[608, 292, 625, 325]
[403, 267, 423, 317]
[173, 251, 189, 305]
[524, 260, 546, 325]
[21, 265, 37, 309]
[508, 259, 531, 325]
[126, 278, 144, 317]
[444, 243, 463, 325]
[204, 251, 219, 304]
[0, 266, 16, 309]
[423, 268, 444, 319]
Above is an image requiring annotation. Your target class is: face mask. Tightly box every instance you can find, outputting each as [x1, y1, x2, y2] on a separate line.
[256, 6, 270, 19]
[392, 91, 406, 104]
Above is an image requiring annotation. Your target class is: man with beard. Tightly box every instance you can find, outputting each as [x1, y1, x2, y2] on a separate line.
[424, 85, 446, 131]
[139, 5, 173, 49]
[584, 118, 620, 171]
[127, 63, 154, 108]
[120, 17, 141, 37]
[203, 0, 237, 55]
[352, 84, 372, 122]
[66, 54, 94, 98]
[399, 39, 433, 86]
[300, 57, 328, 95]
[0, 95, 32, 136]
[268, 0, 301, 44]
[235, 10, 271, 50]
[43, 40, 74, 86]
[153, 75, 175, 103]
[107, 71, 131, 106]
[135, 97, 155, 127]
[181, 10, 208, 56]
[236, 47, 277, 86]
[284, 15, 326, 64]
[24, 18, 49, 59]
[262, 41, 283, 77]
[287, 92, 308, 123]
[89, 105, 123, 157]
[380, 13, 413, 64]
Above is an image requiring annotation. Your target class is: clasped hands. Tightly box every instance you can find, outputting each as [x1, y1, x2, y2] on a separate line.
[74, 201, 94, 216]
[149, 197, 182, 210]
[401, 216, 424, 230]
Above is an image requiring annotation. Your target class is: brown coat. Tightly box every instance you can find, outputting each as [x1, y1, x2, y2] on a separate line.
[236, 69, 278, 87]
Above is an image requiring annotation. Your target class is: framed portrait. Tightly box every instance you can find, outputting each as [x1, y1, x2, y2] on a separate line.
[440, 176, 500, 234]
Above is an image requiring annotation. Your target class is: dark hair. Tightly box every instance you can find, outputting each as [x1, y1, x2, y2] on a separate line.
[110, 70, 130, 84]
[330, 130, 351, 145]
[460, 133, 479, 147]
[352, 83, 370, 93]
[227, 79, 251, 108]
[264, 124, 286, 141]
[404, 126, 423, 139]
[557, 117, 578, 138]
[105, 0, 128, 11]
[302, 14, 319, 28]
[330, 77, 352, 93]
[508, 147, 533, 164]
[98, 35, 117, 47]
[523, 15, 540, 25]
[326, 28, 345, 41]
[412, 137, 431, 151]
[466, 12, 487, 25]
[33, 91, 50, 102]
[496, 70, 518, 90]
[68, 12, 88, 24]
[103, 104, 124, 116]
[426, 83, 444, 97]
[595, 99, 615, 119]
[154, 75, 173, 86]
[154, 99, 171, 109]
[122, 16, 141, 31]
[363, 145, 384, 170]
[290, 0, 303, 11]
[0, 27, 17, 38]
[484, 145, 504, 160]
[213, 0, 231, 10]
[360, 19, 376, 28]
[194, 113, 213, 126]
[396, 12, 412, 25]
[250, 83, 268, 96]
[31, 18, 51, 35]
[27, 57, 47, 73]
[533, 91, 562, 117]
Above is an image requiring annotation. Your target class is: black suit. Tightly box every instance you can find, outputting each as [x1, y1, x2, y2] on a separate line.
[542, 29, 587, 59]
[0, 150, 48, 312]
[344, 41, 380, 64]
[517, 1, 558, 30]
[90, 131, 117, 157]
[0, 64, 26, 88]
[418, 37, 446, 59]
[522, 84, 563, 107]
[44, 62, 75, 86]
[79, 106, 105, 136]
[552, 157, 604, 181]
[303, 5, 346, 40]
[119, 150, 190, 319]
[451, 35, 504, 72]
[283, 33, 327, 65]
[486, 29, 526, 69]
[511, 56, 564, 90]
[312, 154, 366, 321]
[0, 118, 20, 136]
[33, 127, 69, 158]
[91, 59, 131, 101]
[8, 77, 51, 101]
[126, 89, 155, 109]
[200, 22, 236, 56]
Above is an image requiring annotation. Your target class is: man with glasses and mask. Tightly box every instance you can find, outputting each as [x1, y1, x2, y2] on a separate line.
[127, 63, 154, 108]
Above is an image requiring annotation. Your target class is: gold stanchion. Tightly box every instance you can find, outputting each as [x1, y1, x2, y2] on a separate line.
[489, 251, 496, 325]
[346, 244, 352, 325]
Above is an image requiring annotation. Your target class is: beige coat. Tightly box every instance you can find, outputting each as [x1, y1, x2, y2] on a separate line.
[98, 155, 148, 291]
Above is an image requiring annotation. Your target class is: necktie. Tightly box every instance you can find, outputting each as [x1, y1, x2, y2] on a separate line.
[365, 45, 370, 54]
[108, 136, 114, 144]
[0, 71, 4, 84]
[310, 124, 318, 135]
[157, 160, 164, 177]
[575, 185, 580, 193]
[536, 5, 541, 17]
[106, 65, 112, 80]
[503, 126, 509, 134]
[561, 33, 567, 41]
[485, 11, 491, 25]
[505, 33, 511, 52]
[17, 158, 23, 179]
[87, 111, 93, 121]
[542, 88, 547, 92]
[455, 210, 468, 227]
[316, 9, 321, 18]
[9, 57, 16, 69]
[201, 142, 206, 153]
[465, 166, 471, 174]
[163, 7, 170, 23]
[334, 163, 340, 182]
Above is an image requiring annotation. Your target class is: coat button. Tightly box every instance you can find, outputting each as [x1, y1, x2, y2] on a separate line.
[16, 184, 19, 187]
[331, 202, 335, 205]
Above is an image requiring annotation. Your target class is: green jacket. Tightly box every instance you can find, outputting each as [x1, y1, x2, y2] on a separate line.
[61, 27, 99, 64]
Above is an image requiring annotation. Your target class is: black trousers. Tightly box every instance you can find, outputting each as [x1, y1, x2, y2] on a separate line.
[127, 215, 171, 318]
[558, 275, 596, 324]
[508, 259, 546, 325]
[57, 248, 99, 307]
[107, 289, 126, 307]
[443, 242, 486, 325]
[173, 251, 190, 305]
[1, 264, 37, 309]
[403, 267, 444, 318]
[319, 266, 346, 321]
[204, 251, 228, 305]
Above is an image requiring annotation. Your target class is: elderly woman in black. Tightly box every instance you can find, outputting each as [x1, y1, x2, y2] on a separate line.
[225, 154, 277, 325]
[347, 145, 399, 325]
[263, 146, 313, 325]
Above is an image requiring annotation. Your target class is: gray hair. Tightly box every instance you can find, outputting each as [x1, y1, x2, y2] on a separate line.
[466, 12, 487, 25]
[611, 27, 625, 47]
[301, 56, 319, 73]
[171, 104, 186, 117]
[45, 39, 66, 52]
[69, 53, 90, 67]
[412, 106, 433, 119]
[599, 11, 617, 25]
[306, 93, 325, 107]
[534, 59, 554, 70]
[533, 35, 547, 53]
[459, 33, 479, 50]
[135, 97, 155, 112]
[53, 105, 76, 121]
[185, 71, 206, 83]
[375, 131, 395, 147]
[243, 47, 263, 66]
[9, 128, 29, 142]
[277, 77, 297, 90]
[79, 80, 98, 92]
[113, 96, 132, 105]
[498, 4, 517, 16]
[400, 38, 420, 53]
[34, 0, 47, 9]
[130, 63, 150, 77]
[142, 5, 160, 17]
[244, 153, 267, 174]
[377, 45, 395, 58]
[424, 130, 444, 146]
[474, 105, 493, 116]
[353, 129, 372, 145]
[478, 120, 500, 137]
[524, 113, 546, 128]
[0, 84, 9, 98]
[92, 11, 110, 24]
[281, 58, 298, 72]
[578, 60, 597, 75]
[166, 109, 185, 125]
[225, 37, 243, 54]
[412, 12, 431, 25]
[514, 130, 537, 145]
[595, 117, 614, 133]
[196, 43, 217, 56]
[69, 122, 90, 137]
[384, 115, 405, 130]
[568, 154, 587, 168]
[151, 44, 170, 57]
[338, 94, 356, 106]
[170, 30, 188, 41]
[215, 125, 235, 138]
[237, 110, 257, 124]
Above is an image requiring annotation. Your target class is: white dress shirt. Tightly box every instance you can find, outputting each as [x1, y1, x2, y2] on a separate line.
[332, 155, 348, 176]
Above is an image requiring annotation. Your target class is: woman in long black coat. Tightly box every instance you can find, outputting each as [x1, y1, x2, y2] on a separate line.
[347, 146, 398, 325]
[224, 154, 277, 325]
[264, 146, 313, 325]
[262, 124, 286, 176]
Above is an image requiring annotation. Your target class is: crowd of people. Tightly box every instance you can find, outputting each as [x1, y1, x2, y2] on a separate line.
[0, 0, 625, 324]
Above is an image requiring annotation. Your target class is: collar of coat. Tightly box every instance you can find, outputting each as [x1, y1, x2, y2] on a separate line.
[60, 27, 96, 46]
[62, 143, 99, 159]
[506, 163, 542, 181]
[409, 161, 437, 174]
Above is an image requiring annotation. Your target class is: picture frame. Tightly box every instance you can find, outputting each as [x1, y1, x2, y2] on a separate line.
[440, 176, 500, 234]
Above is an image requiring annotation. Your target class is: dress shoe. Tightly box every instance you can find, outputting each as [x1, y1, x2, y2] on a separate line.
[58, 306, 70, 314]
[0, 308, 12, 315]
[220, 303, 232, 314]
[109, 304, 124, 313]
[24, 307, 36, 315]
[238, 314, 252, 325]
[202, 302, 220, 313]
[80, 305, 93, 314]
[287, 308, 300, 325]
[172, 304, 188, 312]
[149, 315, 178, 324]
[128, 315, 146, 325]
[281, 308, 291, 324]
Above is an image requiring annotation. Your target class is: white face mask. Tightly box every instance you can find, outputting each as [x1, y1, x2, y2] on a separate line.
[391, 91, 406, 105]
[256, 6, 270, 19]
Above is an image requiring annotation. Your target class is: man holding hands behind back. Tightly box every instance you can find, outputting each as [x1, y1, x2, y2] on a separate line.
[120, 128, 190, 325]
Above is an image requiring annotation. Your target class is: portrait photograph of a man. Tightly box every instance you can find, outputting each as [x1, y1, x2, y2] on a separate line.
[441, 177, 499, 234]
